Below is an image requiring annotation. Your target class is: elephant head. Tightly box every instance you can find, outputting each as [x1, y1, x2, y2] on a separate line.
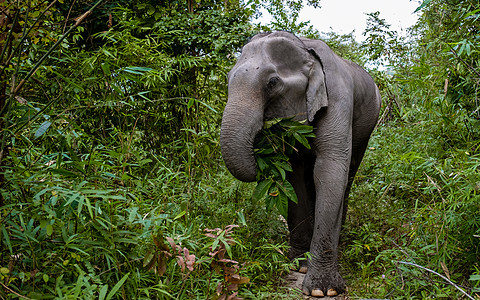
[220, 32, 328, 182]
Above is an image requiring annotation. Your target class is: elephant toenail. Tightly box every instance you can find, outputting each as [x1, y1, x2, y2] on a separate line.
[302, 288, 310, 295]
[311, 289, 324, 297]
[299, 266, 308, 273]
[326, 288, 338, 296]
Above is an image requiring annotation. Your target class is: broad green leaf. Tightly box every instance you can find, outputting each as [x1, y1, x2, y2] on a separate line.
[253, 179, 273, 201]
[256, 156, 268, 172]
[254, 147, 275, 155]
[290, 125, 313, 133]
[276, 191, 289, 218]
[46, 224, 53, 236]
[273, 160, 293, 173]
[263, 118, 282, 129]
[265, 195, 275, 211]
[101, 62, 111, 75]
[279, 180, 298, 204]
[293, 132, 311, 149]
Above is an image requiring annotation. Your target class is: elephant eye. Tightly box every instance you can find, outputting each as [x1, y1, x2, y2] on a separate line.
[267, 76, 280, 90]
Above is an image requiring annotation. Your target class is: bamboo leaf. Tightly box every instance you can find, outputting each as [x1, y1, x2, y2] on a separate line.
[106, 273, 130, 300]
[35, 121, 52, 138]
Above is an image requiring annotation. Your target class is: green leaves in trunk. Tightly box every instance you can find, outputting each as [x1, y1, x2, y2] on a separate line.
[253, 118, 315, 218]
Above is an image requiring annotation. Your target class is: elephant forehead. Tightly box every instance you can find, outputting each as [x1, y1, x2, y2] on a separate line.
[265, 37, 310, 62]
[242, 37, 312, 76]
[242, 37, 310, 62]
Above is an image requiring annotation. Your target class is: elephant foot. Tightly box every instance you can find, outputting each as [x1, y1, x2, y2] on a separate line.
[302, 288, 338, 297]
[288, 246, 309, 273]
[301, 269, 345, 298]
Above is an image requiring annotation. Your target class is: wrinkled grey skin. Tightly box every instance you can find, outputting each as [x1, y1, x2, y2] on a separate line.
[220, 31, 381, 297]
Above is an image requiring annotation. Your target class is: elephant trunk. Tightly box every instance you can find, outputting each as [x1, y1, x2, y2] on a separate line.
[220, 90, 264, 182]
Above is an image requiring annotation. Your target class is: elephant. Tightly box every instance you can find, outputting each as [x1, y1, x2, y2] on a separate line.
[220, 31, 381, 297]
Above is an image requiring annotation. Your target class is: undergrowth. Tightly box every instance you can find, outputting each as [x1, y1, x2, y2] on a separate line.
[343, 104, 480, 299]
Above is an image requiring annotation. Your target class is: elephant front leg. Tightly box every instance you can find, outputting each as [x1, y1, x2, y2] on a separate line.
[302, 158, 348, 297]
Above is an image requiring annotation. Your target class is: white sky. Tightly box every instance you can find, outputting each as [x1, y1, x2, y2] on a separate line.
[257, 0, 422, 41]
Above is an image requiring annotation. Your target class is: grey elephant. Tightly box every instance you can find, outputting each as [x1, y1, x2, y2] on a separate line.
[220, 31, 381, 297]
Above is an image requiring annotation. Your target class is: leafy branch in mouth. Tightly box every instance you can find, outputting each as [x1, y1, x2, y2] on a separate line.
[253, 117, 315, 218]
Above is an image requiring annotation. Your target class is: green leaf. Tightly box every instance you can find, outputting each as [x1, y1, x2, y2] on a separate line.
[123, 66, 153, 74]
[276, 164, 286, 180]
[293, 132, 311, 149]
[237, 210, 247, 226]
[73, 271, 85, 298]
[106, 273, 129, 300]
[263, 118, 282, 129]
[470, 274, 480, 281]
[253, 179, 273, 201]
[35, 121, 52, 138]
[279, 180, 298, 204]
[46, 224, 53, 236]
[273, 160, 293, 172]
[414, 0, 432, 13]
[187, 98, 195, 109]
[101, 62, 111, 75]
[173, 210, 186, 220]
[49, 168, 80, 177]
[276, 190, 289, 218]
[1, 225, 12, 254]
[98, 285, 109, 300]
[256, 156, 268, 172]
[265, 195, 275, 211]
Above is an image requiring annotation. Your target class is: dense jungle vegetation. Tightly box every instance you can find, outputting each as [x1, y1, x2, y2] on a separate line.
[0, 0, 479, 299]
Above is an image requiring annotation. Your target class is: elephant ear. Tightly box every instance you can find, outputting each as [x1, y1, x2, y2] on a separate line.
[306, 49, 328, 122]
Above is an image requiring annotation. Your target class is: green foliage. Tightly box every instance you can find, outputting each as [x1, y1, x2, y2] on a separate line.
[342, 112, 480, 298]
[252, 118, 315, 218]
[348, 2, 480, 298]
[0, 1, 299, 299]
[2, 0, 480, 299]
